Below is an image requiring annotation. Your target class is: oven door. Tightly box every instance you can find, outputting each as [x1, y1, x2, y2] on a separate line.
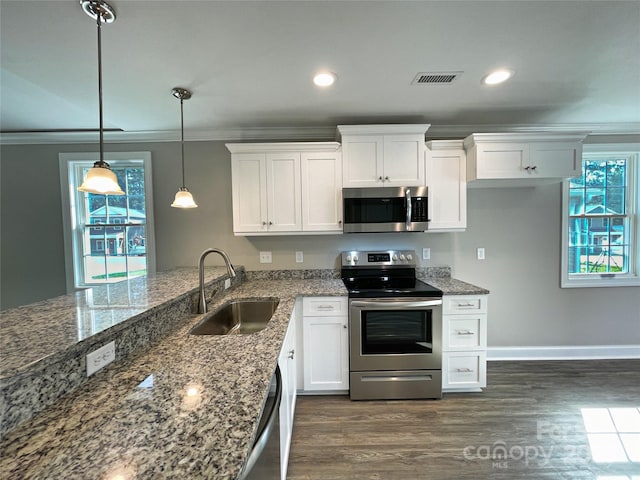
[349, 298, 442, 372]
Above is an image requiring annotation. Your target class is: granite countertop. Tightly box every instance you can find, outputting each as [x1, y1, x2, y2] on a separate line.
[0, 278, 347, 480]
[421, 277, 490, 295]
[0, 267, 229, 379]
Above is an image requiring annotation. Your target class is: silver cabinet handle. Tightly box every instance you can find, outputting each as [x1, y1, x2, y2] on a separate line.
[456, 368, 473, 373]
[531, 165, 537, 171]
[262, 221, 267, 226]
[269, 221, 273, 225]
[457, 302, 475, 308]
[288, 349, 295, 359]
[385, 176, 389, 181]
[378, 176, 383, 181]
[456, 330, 475, 335]
[343, 325, 347, 329]
[316, 305, 334, 310]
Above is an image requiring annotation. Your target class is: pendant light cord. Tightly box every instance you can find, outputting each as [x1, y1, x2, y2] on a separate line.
[96, 12, 105, 166]
[180, 97, 186, 188]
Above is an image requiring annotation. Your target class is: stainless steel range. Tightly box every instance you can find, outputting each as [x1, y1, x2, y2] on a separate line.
[341, 250, 443, 400]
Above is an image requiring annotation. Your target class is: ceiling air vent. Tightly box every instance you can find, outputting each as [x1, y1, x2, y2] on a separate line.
[411, 72, 462, 85]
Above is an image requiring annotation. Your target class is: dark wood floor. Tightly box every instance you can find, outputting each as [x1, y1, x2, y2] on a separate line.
[287, 360, 640, 480]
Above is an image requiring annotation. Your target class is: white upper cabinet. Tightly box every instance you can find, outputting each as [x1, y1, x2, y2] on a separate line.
[338, 124, 429, 187]
[425, 140, 467, 231]
[464, 132, 588, 187]
[227, 142, 341, 235]
[301, 151, 343, 232]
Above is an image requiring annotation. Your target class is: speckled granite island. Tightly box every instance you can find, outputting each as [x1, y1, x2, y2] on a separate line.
[0, 273, 346, 480]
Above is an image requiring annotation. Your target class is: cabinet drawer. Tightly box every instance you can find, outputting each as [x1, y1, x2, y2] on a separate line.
[302, 296, 348, 316]
[443, 315, 486, 350]
[443, 352, 486, 389]
[443, 295, 488, 314]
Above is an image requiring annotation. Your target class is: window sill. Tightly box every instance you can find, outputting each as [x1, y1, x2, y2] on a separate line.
[561, 275, 640, 288]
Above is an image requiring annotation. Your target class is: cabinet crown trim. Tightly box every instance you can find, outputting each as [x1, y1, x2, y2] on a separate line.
[226, 142, 341, 154]
[426, 139, 464, 150]
[337, 124, 430, 137]
[463, 132, 589, 147]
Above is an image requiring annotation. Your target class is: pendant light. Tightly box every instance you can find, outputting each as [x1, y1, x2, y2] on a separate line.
[77, 0, 124, 195]
[170, 87, 198, 209]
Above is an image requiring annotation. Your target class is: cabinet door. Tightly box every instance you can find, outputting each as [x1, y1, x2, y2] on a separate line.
[426, 147, 466, 230]
[301, 151, 343, 231]
[382, 134, 425, 186]
[443, 314, 487, 351]
[443, 352, 487, 389]
[529, 142, 582, 178]
[342, 135, 384, 187]
[303, 315, 349, 391]
[266, 152, 302, 232]
[279, 319, 296, 480]
[231, 153, 268, 233]
[476, 143, 530, 179]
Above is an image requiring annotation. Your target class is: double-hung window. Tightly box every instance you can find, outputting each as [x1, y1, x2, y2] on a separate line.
[59, 152, 155, 291]
[561, 144, 639, 287]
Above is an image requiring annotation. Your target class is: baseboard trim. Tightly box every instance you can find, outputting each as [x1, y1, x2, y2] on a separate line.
[487, 345, 640, 361]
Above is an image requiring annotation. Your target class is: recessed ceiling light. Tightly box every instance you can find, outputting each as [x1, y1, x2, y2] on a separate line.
[482, 69, 514, 85]
[313, 71, 337, 87]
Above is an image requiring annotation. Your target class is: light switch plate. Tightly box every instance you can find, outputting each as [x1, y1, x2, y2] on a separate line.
[86, 341, 115, 376]
[224, 278, 231, 289]
[477, 247, 485, 260]
[259, 251, 272, 263]
[422, 248, 431, 260]
[295, 251, 304, 263]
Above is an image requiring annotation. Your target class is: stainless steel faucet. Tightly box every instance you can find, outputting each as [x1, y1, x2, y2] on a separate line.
[198, 248, 236, 314]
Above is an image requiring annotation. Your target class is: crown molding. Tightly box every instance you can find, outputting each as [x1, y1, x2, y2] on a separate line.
[1, 123, 638, 145]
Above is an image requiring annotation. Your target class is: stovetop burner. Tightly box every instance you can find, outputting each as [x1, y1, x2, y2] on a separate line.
[340, 250, 443, 299]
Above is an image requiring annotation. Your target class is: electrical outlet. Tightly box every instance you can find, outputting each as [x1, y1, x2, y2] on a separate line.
[422, 247, 431, 260]
[86, 341, 115, 376]
[259, 251, 272, 264]
[477, 247, 485, 260]
[295, 251, 304, 263]
[224, 278, 231, 289]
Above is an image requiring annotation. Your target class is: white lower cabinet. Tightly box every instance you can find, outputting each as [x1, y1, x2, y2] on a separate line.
[301, 296, 349, 392]
[441, 295, 488, 392]
[278, 313, 297, 480]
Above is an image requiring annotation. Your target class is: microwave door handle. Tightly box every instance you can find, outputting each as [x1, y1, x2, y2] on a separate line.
[406, 188, 412, 231]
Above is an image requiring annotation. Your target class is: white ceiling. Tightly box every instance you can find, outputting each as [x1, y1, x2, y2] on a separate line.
[1, 0, 639, 143]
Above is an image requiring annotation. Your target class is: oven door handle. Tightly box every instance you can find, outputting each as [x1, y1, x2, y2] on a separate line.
[350, 299, 442, 309]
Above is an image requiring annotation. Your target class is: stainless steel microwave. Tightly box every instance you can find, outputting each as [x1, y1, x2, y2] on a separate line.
[342, 186, 430, 233]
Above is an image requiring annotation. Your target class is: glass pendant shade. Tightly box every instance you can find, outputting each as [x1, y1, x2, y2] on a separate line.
[78, 162, 125, 195]
[171, 187, 198, 208]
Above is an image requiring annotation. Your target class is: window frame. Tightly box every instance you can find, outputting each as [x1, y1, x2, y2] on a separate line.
[59, 152, 156, 292]
[561, 143, 640, 288]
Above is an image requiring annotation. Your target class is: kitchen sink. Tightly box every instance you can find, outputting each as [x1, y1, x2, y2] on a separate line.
[189, 298, 279, 335]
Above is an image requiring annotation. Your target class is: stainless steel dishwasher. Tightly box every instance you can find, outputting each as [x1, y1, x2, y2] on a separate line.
[238, 365, 282, 480]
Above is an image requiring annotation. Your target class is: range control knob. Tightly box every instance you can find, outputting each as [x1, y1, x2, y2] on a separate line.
[399, 254, 406, 261]
[392, 254, 398, 261]
[353, 255, 359, 263]
[346, 255, 352, 262]
[406, 254, 413, 261]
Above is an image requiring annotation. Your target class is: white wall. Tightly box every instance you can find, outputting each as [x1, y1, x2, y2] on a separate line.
[1, 139, 639, 348]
